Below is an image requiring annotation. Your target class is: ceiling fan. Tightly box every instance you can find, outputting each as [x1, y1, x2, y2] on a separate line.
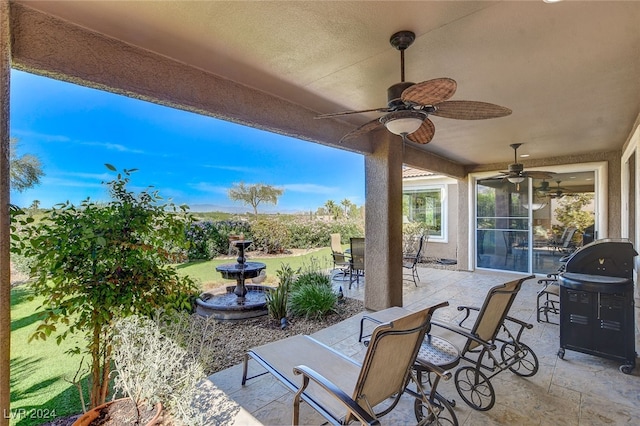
[546, 180, 569, 199]
[494, 143, 555, 189]
[315, 30, 512, 144]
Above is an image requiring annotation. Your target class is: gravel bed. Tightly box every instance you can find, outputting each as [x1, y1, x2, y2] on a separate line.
[205, 296, 364, 374]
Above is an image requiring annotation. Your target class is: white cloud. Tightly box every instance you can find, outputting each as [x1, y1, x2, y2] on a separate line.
[56, 171, 113, 181]
[39, 176, 105, 189]
[201, 164, 255, 174]
[12, 129, 144, 154]
[80, 141, 145, 154]
[12, 129, 71, 143]
[188, 182, 229, 194]
[281, 183, 336, 194]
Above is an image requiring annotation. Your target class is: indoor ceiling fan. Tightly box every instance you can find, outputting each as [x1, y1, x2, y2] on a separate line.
[315, 30, 512, 144]
[546, 180, 569, 199]
[494, 143, 555, 190]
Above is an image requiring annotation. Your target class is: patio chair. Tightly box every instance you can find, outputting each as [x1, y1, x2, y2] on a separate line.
[330, 233, 351, 279]
[536, 251, 574, 324]
[549, 227, 578, 256]
[358, 306, 460, 425]
[242, 302, 451, 426]
[403, 235, 425, 286]
[431, 275, 539, 411]
[348, 237, 365, 289]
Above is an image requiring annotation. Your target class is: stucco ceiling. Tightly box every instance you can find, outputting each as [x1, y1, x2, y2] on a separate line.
[16, 1, 640, 167]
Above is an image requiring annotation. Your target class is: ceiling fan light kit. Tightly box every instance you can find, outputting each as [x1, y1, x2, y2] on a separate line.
[379, 110, 426, 137]
[316, 30, 512, 144]
[493, 143, 556, 190]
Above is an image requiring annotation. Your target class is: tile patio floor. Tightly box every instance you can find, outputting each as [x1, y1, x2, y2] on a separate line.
[201, 266, 640, 425]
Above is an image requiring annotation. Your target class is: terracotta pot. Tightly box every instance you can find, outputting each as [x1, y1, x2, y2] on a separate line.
[72, 398, 163, 426]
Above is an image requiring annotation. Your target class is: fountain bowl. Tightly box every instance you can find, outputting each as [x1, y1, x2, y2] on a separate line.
[195, 285, 273, 321]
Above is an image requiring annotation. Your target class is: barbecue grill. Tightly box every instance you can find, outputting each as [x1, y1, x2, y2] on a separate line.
[558, 238, 637, 373]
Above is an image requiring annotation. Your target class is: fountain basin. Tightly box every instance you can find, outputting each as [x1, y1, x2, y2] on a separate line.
[195, 285, 273, 321]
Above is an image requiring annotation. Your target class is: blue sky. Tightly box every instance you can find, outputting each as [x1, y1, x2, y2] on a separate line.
[9, 70, 364, 213]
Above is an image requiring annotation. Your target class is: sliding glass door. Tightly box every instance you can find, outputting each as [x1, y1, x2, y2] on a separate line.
[476, 171, 596, 275]
[477, 178, 529, 272]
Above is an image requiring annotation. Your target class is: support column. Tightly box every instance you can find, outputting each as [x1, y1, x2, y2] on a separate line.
[0, 0, 10, 423]
[364, 135, 403, 311]
[457, 178, 471, 271]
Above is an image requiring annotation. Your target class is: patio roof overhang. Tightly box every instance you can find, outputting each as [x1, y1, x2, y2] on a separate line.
[7, 1, 640, 172]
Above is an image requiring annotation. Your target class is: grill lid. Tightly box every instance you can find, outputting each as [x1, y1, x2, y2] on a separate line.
[564, 238, 637, 279]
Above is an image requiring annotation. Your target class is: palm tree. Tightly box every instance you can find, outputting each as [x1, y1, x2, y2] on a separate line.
[340, 198, 352, 218]
[324, 200, 340, 220]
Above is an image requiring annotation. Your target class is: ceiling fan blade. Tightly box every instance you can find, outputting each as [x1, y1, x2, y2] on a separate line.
[315, 107, 390, 119]
[524, 171, 556, 179]
[401, 78, 457, 106]
[406, 118, 436, 144]
[339, 118, 384, 142]
[432, 100, 512, 120]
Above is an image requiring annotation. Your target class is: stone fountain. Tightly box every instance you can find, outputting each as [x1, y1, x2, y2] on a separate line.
[195, 240, 270, 321]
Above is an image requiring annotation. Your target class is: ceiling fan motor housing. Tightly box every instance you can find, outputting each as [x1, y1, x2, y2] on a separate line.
[387, 82, 414, 108]
[508, 163, 524, 174]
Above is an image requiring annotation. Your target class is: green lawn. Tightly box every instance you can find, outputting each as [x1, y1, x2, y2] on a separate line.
[177, 247, 335, 290]
[9, 286, 89, 426]
[9, 246, 336, 424]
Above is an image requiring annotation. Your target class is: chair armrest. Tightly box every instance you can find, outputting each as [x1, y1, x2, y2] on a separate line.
[293, 365, 380, 426]
[431, 320, 496, 351]
[454, 305, 480, 328]
[501, 315, 534, 342]
[414, 357, 452, 382]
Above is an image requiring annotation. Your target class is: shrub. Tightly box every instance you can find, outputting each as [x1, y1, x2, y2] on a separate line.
[265, 264, 295, 320]
[185, 221, 217, 260]
[112, 313, 209, 425]
[251, 217, 291, 253]
[289, 283, 337, 320]
[291, 270, 331, 291]
[286, 219, 364, 249]
[11, 166, 198, 408]
[185, 220, 252, 260]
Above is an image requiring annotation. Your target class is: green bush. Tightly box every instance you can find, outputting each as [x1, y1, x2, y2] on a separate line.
[289, 283, 337, 320]
[287, 219, 363, 249]
[291, 270, 331, 291]
[10, 166, 198, 408]
[265, 264, 295, 320]
[252, 217, 291, 253]
[184, 219, 252, 260]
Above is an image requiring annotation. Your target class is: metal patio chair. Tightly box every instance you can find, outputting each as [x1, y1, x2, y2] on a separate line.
[348, 237, 365, 288]
[242, 302, 453, 425]
[403, 235, 425, 286]
[431, 275, 539, 411]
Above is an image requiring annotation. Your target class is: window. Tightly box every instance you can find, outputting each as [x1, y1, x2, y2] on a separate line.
[403, 187, 444, 239]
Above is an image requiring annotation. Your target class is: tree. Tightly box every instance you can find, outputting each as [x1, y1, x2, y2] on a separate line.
[340, 198, 352, 218]
[10, 138, 44, 192]
[11, 165, 197, 408]
[554, 193, 595, 232]
[228, 182, 283, 218]
[324, 200, 341, 220]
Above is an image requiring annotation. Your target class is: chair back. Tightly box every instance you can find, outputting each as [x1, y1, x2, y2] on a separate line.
[348, 302, 448, 421]
[330, 233, 343, 254]
[562, 227, 578, 249]
[413, 235, 425, 265]
[466, 276, 533, 351]
[350, 237, 365, 270]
